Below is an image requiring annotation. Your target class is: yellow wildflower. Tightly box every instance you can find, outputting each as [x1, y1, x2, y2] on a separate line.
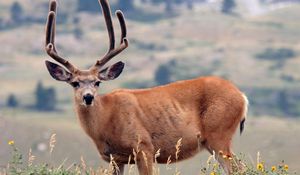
[257, 163, 264, 172]
[271, 166, 276, 172]
[8, 140, 14, 145]
[210, 172, 216, 175]
[213, 163, 218, 169]
[284, 165, 288, 171]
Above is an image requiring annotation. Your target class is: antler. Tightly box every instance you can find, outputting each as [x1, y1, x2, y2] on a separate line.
[45, 0, 77, 72]
[94, 0, 129, 68]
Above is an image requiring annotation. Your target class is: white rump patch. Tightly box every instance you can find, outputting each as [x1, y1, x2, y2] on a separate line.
[241, 93, 249, 120]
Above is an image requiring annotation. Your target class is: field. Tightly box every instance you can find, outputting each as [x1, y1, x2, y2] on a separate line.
[1, 0, 300, 174]
[1, 112, 300, 174]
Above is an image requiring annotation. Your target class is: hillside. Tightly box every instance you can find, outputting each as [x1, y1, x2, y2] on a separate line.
[1, 0, 300, 173]
[1, 3, 300, 116]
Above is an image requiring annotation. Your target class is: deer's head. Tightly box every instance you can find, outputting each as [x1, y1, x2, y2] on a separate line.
[44, 0, 128, 106]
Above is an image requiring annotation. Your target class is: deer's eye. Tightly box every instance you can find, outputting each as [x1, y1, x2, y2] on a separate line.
[71, 81, 80, 88]
[95, 81, 101, 87]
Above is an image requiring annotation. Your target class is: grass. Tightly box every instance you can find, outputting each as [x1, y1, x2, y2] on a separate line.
[1, 137, 295, 175]
[1, 112, 300, 173]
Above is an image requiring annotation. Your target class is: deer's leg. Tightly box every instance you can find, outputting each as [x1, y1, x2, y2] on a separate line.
[205, 133, 234, 175]
[136, 150, 153, 175]
[113, 163, 124, 175]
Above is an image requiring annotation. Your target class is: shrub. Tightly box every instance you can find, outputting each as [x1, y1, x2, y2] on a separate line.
[10, 2, 24, 23]
[34, 81, 57, 111]
[74, 27, 83, 40]
[255, 48, 296, 61]
[6, 94, 19, 108]
[77, 0, 100, 13]
[221, 0, 236, 14]
[117, 0, 135, 12]
[154, 64, 172, 85]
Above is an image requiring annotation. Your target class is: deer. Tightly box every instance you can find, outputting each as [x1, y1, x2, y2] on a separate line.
[44, 0, 248, 174]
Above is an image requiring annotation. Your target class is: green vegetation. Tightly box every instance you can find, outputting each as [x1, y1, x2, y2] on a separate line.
[151, 0, 184, 13]
[10, 2, 23, 23]
[221, 0, 236, 14]
[118, 0, 135, 12]
[154, 59, 220, 83]
[77, 0, 101, 13]
[6, 94, 19, 108]
[35, 81, 57, 111]
[2, 139, 294, 175]
[154, 64, 172, 85]
[255, 48, 296, 61]
[243, 88, 300, 117]
[6, 141, 89, 175]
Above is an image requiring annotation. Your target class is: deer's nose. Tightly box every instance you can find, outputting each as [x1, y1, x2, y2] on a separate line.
[83, 94, 94, 105]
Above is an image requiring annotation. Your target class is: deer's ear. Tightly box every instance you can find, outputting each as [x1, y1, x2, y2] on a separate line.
[45, 61, 72, 82]
[98, 61, 125, 81]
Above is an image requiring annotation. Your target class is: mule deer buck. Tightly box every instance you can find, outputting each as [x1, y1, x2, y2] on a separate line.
[44, 0, 248, 174]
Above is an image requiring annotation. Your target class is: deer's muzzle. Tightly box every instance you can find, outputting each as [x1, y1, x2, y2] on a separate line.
[83, 94, 94, 106]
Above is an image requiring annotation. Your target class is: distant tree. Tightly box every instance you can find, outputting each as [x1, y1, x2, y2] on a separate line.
[77, 0, 100, 13]
[151, 0, 169, 12]
[6, 94, 19, 108]
[0, 18, 3, 29]
[74, 26, 83, 40]
[151, 0, 184, 13]
[155, 64, 172, 85]
[10, 2, 24, 23]
[186, 0, 194, 10]
[77, 0, 136, 13]
[73, 17, 83, 39]
[255, 48, 296, 61]
[221, 0, 236, 14]
[73, 17, 80, 25]
[117, 0, 135, 12]
[278, 90, 289, 115]
[35, 81, 57, 111]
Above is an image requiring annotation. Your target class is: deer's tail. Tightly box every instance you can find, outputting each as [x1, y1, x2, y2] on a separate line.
[240, 94, 249, 135]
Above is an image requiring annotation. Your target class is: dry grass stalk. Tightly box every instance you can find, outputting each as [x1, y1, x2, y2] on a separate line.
[175, 138, 183, 175]
[154, 149, 161, 164]
[153, 149, 161, 175]
[175, 138, 182, 161]
[141, 151, 149, 172]
[132, 135, 142, 173]
[28, 148, 35, 166]
[166, 155, 172, 170]
[81, 156, 87, 171]
[127, 155, 136, 175]
[49, 133, 56, 154]
[109, 154, 119, 175]
[257, 151, 261, 165]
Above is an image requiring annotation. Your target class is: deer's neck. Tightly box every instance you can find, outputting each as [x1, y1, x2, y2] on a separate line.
[74, 95, 106, 139]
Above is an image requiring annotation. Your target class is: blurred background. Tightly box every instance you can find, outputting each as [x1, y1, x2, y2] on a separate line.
[0, 0, 300, 173]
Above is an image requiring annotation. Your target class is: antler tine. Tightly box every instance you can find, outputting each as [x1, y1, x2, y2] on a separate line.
[94, 0, 129, 68]
[45, 0, 77, 72]
[99, 0, 115, 52]
[116, 10, 127, 44]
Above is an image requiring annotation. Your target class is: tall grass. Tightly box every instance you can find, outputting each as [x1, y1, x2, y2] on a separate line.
[1, 136, 295, 175]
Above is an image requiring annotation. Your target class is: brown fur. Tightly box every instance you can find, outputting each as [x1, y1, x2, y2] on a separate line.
[74, 76, 247, 175]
